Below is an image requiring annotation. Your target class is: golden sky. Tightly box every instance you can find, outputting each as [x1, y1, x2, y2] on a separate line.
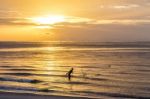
[0, 0, 150, 41]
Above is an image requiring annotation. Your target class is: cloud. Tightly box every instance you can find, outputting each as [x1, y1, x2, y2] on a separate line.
[98, 0, 150, 10]
[94, 19, 150, 25]
[0, 17, 35, 26]
[50, 21, 150, 42]
[65, 16, 92, 23]
[1, 15, 150, 28]
[0, 9, 22, 18]
[112, 4, 139, 9]
[99, 4, 140, 10]
[48, 15, 150, 41]
[54, 16, 150, 28]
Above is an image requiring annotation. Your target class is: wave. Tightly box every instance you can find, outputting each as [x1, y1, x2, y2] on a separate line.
[72, 91, 150, 99]
[0, 41, 150, 49]
[0, 77, 42, 84]
[0, 85, 56, 93]
[0, 86, 37, 92]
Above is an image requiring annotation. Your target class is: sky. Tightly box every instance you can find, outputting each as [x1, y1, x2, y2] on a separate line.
[0, 0, 150, 42]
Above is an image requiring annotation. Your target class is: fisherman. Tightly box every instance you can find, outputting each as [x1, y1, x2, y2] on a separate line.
[66, 67, 74, 81]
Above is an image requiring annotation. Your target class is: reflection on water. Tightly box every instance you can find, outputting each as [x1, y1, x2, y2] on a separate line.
[0, 42, 150, 99]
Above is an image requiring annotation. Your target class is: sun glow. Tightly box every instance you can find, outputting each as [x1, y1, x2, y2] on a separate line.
[31, 15, 65, 25]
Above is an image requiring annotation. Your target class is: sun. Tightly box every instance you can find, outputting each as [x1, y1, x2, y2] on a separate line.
[30, 15, 65, 25]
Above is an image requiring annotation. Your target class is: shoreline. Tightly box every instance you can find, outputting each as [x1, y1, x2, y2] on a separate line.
[0, 91, 96, 99]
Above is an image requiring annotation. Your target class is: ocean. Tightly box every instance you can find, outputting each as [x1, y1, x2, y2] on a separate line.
[0, 41, 150, 99]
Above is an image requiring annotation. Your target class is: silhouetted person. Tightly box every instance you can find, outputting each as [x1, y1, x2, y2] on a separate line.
[66, 67, 74, 81]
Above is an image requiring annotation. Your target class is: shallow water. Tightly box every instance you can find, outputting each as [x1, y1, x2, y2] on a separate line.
[0, 42, 150, 99]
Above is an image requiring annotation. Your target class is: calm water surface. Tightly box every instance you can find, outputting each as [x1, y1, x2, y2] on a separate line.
[0, 42, 150, 99]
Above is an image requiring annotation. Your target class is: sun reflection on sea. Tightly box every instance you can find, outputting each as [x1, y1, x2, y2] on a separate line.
[31, 46, 67, 83]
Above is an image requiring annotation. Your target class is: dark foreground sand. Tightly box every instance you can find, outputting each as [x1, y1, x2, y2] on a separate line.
[0, 91, 95, 99]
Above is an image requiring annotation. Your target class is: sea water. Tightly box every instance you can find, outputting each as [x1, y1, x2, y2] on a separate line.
[0, 41, 150, 99]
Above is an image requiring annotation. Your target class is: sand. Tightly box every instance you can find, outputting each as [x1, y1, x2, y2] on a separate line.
[0, 91, 94, 99]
